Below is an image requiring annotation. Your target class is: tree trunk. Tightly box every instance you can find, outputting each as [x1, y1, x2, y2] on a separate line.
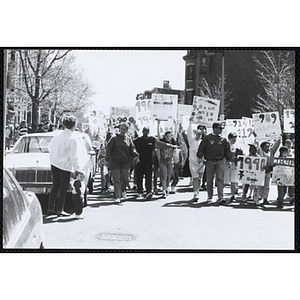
[31, 99, 38, 132]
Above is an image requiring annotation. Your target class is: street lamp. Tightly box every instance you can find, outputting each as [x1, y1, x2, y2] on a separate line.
[205, 50, 225, 121]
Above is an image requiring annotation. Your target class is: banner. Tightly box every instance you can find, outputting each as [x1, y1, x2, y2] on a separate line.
[271, 158, 294, 186]
[151, 94, 178, 121]
[190, 96, 220, 127]
[283, 109, 295, 133]
[252, 111, 281, 141]
[237, 155, 267, 186]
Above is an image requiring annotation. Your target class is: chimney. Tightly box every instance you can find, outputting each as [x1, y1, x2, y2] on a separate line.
[163, 80, 170, 89]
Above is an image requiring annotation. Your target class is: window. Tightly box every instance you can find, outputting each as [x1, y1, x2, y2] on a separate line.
[200, 57, 207, 74]
[186, 90, 194, 105]
[186, 64, 195, 81]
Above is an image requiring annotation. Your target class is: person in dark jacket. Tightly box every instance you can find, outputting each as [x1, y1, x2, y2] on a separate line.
[105, 123, 140, 203]
[197, 122, 231, 203]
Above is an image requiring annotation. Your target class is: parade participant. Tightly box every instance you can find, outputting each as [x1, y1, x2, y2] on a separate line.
[170, 145, 183, 194]
[241, 143, 260, 204]
[92, 135, 102, 166]
[47, 115, 81, 217]
[70, 170, 85, 219]
[98, 144, 110, 193]
[257, 138, 281, 205]
[5, 125, 13, 150]
[134, 126, 177, 199]
[197, 122, 232, 203]
[224, 132, 242, 203]
[197, 124, 207, 190]
[105, 123, 140, 203]
[275, 146, 293, 208]
[283, 139, 295, 203]
[187, 119, 205, 201]
[157, 121, 178, 198]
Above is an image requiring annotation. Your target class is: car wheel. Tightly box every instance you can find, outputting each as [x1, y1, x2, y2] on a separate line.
[88, 175, 94, 194]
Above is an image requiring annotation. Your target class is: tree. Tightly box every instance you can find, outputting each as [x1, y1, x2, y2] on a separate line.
[197, 76, 232, 118]
[13, 50, 94, 131]
[253, 50, 295, 119]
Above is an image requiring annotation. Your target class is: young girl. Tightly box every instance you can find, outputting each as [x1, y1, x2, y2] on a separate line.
[71, 170, 85, 219]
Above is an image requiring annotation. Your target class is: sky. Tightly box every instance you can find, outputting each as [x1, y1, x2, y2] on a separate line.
[73, 50, 187, 116]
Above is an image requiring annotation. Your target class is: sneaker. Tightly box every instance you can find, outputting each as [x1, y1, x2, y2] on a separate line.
[193, 192, 199, 199]
[115, 198, 121, 203]
[59, 211, 71, 217]
[170, 186, 176, 194]
[145, 193, 153, 200]
[75, 214, 84, 219]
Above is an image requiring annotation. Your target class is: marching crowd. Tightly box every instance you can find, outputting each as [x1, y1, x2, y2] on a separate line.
[46, 115, 295, 219]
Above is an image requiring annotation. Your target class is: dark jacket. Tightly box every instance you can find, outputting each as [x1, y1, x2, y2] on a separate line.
[197, 133, 231, 161]
[106, 134, 139, 169]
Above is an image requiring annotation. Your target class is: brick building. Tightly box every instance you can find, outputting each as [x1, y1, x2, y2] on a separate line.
[182, 49, 267, 119]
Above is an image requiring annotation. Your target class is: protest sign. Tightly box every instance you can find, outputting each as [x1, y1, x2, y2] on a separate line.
[237, 155, 267, 186]
[151, 94, 178, 121]
[283, 109, 295, 133]
[135, 99, 156, 135]
[271, 158, 294, 186]
[109, 106, 136, 128]
[177, 104, 193, 121]
[252, 111, 281, 141]
[190, 96, 220, 127]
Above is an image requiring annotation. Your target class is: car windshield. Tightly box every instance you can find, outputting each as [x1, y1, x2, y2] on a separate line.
[12, 136, 53, 154]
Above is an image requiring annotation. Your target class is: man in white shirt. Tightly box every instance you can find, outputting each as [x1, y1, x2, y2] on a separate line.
[47, 115, 81, 217]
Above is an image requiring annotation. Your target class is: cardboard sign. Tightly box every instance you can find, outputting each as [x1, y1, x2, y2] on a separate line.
[237, 155, 267, 186]
[109, 106, 136, 128]
[151, 94, 178, 121]
[283, 109, 295, 133]
[271, 158, 294, 186]
[177, 104, 193, 121]
[135, 99, 156, 135]
[190, 96, 220, 126]
[252, 111, 281, 141]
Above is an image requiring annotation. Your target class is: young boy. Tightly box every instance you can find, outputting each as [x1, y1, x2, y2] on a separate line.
[276, 146, 294, 208]
[71, 170, 85, 219]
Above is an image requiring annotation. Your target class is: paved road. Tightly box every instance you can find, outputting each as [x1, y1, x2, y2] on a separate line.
[42, 173, 294, 250]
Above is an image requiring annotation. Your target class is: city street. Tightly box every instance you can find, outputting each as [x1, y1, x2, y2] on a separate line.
[42, 173, 294, 250]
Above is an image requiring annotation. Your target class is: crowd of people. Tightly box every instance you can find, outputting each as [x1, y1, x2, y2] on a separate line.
[44, 115, 295, 219]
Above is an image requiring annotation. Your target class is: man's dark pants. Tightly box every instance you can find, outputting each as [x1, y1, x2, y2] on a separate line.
[135, 161, 153, 194]
[48, 165, 71, 214]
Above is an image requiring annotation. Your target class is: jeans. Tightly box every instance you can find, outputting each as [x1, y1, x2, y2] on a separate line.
[48, 165, 71, 213]
[205, 160, 225, 199]
[258, 173, 271, 200]
[277, 185, 295, 201]
[135, 162, 153, 194]
[171, 162, 182, 187]
[111, 167, 130, 199]
[72, 194, 83, 215]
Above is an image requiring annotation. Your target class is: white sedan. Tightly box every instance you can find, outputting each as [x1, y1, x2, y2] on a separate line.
[4, 130, 97, 206]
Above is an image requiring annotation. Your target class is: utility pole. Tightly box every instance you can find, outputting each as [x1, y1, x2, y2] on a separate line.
[3, 50, 8, 155]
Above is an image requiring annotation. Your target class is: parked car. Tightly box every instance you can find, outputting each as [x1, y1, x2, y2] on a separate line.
[4, 131, 97, 206]
[3, 167, 45, 249]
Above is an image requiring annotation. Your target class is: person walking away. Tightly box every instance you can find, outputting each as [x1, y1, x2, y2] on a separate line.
[257, 138, 281, 205]
[187, 119, 205, 201]
[92, 135, 101, 167]
[5, 125, 13, 150]
[47, 115, 81, 217]
[275, 146, 293, 208]
[197, 124, 207, 190]
[70, 170, 85, 219]
[224, 132, 242, 203]
[197, 122, 231, 203]
[241, 143, 260, 204]
[105, 123, 140, 203]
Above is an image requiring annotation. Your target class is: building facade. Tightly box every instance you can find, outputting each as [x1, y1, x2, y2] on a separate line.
[182, 49, 267, 119]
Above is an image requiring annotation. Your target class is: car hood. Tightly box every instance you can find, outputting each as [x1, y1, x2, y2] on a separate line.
[4, 153, 50, 169]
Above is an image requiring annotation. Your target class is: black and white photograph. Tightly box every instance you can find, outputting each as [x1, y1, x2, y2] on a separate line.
[2, 48, 296, 250]
[1, 2, 299, 300]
